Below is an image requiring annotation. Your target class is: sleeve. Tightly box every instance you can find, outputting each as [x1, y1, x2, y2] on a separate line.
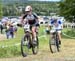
[33, 13, 38, 19]
[58, 20, 63, 28]
[49, 19, 54, 26]
[58, 20, 62, 24]
[22, 14, 27, 19]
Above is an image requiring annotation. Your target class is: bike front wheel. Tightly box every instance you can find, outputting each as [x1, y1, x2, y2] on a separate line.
[21, 35, 31, 57]
[32, 36, 39, 54]
[49, 38, 60, 53]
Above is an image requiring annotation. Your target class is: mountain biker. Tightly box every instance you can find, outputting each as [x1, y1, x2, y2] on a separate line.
[21, 5, 39, 44]
[49, 16, 63, 45]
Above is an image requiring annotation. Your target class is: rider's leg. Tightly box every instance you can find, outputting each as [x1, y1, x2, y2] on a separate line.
[32, 26, 36, 41]
[50, 30, 55, 40]
[50, 33, 53, 39]
[58, 31, 61, 44]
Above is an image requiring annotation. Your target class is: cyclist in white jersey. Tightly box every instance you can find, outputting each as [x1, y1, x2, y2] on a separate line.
[49, 16, 63, 45]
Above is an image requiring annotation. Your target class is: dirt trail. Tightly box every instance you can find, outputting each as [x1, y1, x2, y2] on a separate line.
[0, 38, 75, 61]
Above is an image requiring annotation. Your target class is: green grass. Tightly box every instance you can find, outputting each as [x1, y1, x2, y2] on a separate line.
[62, 28, 75, 38]
[0, 26, 46, 58]
[0, 25, 75, 58]
[0, 27, 24, 46]
[0, 27, 24, 58]
[0, 46, 21, 58]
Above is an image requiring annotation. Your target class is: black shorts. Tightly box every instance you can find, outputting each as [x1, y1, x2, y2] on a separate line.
[28, 20, 36, 30]
[28, 20, 36, 25]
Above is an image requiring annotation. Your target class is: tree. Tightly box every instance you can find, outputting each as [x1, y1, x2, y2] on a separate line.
[59, 0, 75, 22]
[2, 1, 59, 16]
[0, 0, 3, 19]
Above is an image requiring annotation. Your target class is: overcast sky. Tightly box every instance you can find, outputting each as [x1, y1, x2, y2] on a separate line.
[29, 0, 60, 2]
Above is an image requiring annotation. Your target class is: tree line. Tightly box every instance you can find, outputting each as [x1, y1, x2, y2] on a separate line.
[0, 1, 59, 16]
[1, 0, 75, 22]
[59, 0, 75, 22]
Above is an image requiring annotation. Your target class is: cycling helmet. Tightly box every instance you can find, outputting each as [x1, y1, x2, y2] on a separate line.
[52, 16, 58, 21]
[25, 5, 32, 12]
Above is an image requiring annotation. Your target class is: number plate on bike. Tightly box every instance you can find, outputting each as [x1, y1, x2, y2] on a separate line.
[24, 24, 30, 31]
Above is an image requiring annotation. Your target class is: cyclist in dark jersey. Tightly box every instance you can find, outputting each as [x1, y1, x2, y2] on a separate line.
[21, 5, 39, 44]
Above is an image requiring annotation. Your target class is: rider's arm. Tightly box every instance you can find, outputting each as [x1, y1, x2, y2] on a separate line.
[61, 23, 63, 30]
[36, 18, 40, 27]
[49, 19, 54, 30]
[33, 13, 40, 27]
[58, 20, 63, 30]
[33, 13, 39, 22]
[21, 14, 25, 24]
[21, 14, 27, 25]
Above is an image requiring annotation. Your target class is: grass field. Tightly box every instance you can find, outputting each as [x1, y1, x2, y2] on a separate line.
[0, 25, 75, 58]
[0, 25, 46, 58]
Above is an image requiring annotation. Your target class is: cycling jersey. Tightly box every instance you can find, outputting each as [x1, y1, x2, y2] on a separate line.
[49, 19, 63, 33]
[22, 13, 38, 25]
[49, 19, 63, 30]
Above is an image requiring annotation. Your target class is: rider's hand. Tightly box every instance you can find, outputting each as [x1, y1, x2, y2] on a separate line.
[35, 22, 40, 27]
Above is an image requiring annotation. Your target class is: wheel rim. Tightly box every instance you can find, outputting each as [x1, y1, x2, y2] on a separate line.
[21, 36, 32, 57]
[49, 39, 58, 53]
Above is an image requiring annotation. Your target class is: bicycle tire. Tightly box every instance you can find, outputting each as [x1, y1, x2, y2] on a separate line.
[49, 39, 56, 53]
[21, 35, 31, 57]
[49, 38, 60, 53]
[32, 36, 39, 54]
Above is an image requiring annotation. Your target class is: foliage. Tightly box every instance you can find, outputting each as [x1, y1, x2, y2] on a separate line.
[66, 29, 75, 37]
[0, 0, 3, 18]
[62, 28, 75, 38]
[59, 0, 75, 22]
[2, 1, 59, 16]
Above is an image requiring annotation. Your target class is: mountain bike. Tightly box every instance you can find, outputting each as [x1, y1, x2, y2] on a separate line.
[49, 29, 61, 53]
[21, 23, 39, 57]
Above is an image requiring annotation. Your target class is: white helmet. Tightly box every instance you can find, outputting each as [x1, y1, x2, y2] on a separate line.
[52, 16, 58, 20]
[25, 5, 32, 11]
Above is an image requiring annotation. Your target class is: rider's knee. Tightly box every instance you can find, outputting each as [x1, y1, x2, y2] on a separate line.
[58, 33, 61, 36]
[32, 27, 36, 33]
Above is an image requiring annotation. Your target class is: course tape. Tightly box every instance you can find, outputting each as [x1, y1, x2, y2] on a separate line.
[0, 35, 46, 48]
[1, 33, 75, 48]
[62, 33, 75, 39]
